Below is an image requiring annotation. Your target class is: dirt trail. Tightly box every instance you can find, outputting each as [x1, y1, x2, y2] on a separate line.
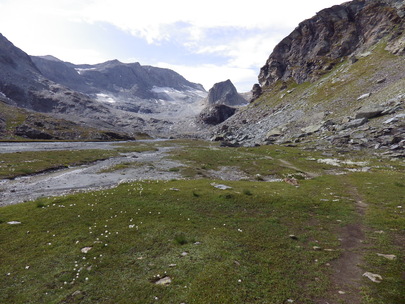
[278, 158, 319, 178]
[323, 177, 368, 304]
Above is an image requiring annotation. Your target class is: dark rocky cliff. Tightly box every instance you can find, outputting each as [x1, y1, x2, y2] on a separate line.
[198, 79, 247, 125]
[258, 0, 405, 88]
[206, 79, 247, 106]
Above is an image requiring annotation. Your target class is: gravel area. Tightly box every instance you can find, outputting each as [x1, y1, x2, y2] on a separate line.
[0, 143, 183, 206]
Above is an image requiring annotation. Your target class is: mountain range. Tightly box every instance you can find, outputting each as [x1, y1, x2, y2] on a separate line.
[0, 0, 404, 157]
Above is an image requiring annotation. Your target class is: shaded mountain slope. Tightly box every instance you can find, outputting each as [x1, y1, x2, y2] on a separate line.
[0, 98, 132, 141]
[31, 56, 207, 115]
[0, 33, 207, 139]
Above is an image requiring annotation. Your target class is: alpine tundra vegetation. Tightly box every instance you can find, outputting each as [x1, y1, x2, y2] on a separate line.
[0, 0, 404, 303]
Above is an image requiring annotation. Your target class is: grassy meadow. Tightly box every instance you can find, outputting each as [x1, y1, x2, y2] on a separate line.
[0, 140, 404, 303]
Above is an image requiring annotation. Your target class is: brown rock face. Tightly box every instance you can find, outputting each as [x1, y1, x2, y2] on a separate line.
[258, 0, 405, 87]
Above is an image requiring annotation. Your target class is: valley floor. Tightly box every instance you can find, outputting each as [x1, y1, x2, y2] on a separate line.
[0, 140, 404, 303]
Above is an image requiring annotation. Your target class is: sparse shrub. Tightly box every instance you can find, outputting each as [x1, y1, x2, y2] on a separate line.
[220, 194, 233, 199]
[394, 182, 404, 188]
[243, 189, 253, 196]
[174, 233, 188, 245]
[36, 201, 46, 208]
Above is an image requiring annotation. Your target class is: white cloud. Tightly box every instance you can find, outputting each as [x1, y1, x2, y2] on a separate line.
[75, 0, 346, 43]
[0, 0, 347, 91]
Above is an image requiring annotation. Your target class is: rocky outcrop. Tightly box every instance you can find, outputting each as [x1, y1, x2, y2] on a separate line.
[199, 105, 236, 125]
[197, 80, 247, 126]
[258, 0, 405, 88]
[206, 80, 247, 106]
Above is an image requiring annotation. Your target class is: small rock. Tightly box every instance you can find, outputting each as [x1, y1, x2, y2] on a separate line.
[363, 272, 383, 283]
[81, 247, 92, 254]
[7, 221, 21, 225]
[169, 188, 180, 191]
[180, 251, 188, 257]
[289, 234, 298, 240]
[359, 51, 372, 58]
[313, 246, 322, 251]
[339, 118, 368, 130]
[355, 106, 384, 119]
[168, 264, 177, 267]
[376, 253, 396, 260]
[211, 183, 232, 190]
[376, 78, 386, 84]
[72, 290, 82, 296]
[357, 93, 371, 101]
[194, 241, 202, 245]
[284, 178, 299, 187]
[155, 276, 172, 285]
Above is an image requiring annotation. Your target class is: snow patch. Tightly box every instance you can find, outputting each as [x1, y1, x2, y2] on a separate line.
[75, 68, 96, 75]
[317, 158, 368, 167]
[96, 93, 116, 103]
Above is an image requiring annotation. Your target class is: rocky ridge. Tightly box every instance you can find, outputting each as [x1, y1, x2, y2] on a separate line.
[31, 56, 207, 116]
[211, 0, 405, 157]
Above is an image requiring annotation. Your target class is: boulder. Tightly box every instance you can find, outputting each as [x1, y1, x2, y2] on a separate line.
[355, 106, 384, 119]
[339, 118, 368, 130]
[301, 123, 323, 134]
[199, 105, 236, 125]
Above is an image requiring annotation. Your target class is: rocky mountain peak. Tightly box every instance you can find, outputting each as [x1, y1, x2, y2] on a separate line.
[258, 0, 405, 88]
[0, 33, 41, 76]
[207, 79, 247, 106]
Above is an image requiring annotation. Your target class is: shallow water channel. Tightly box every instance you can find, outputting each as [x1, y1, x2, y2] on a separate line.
[0, 141, 183, 206]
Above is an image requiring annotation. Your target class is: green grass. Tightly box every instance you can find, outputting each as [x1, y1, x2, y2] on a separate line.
[0, 149, 118, 179]
[167, 140, 341, 179]
[0, 140, 403, 303]
[113, 142, 159, 153]
[0, 178, 354, 304]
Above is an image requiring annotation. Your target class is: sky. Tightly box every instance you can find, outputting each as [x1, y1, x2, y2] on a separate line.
[0, 0, 346, 92]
